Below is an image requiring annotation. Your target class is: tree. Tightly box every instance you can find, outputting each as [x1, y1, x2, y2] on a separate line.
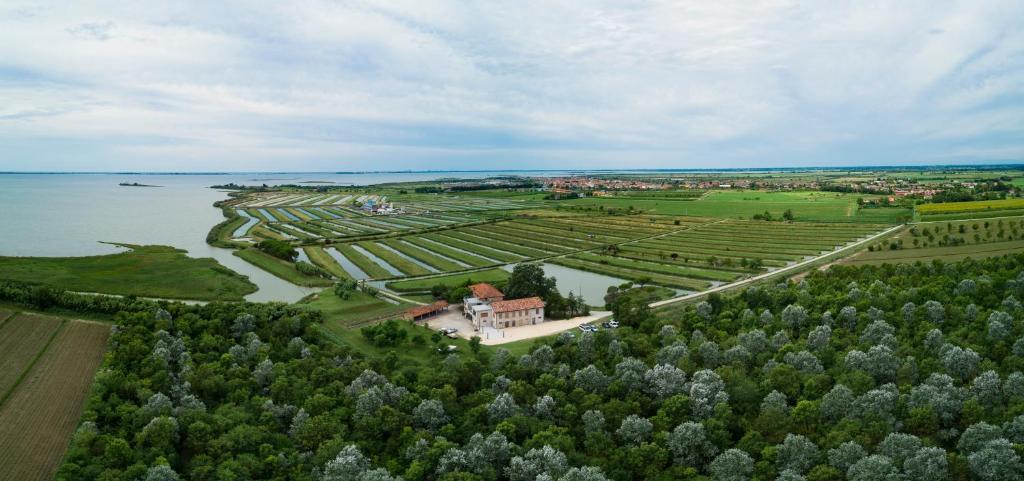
[488, 393, 519, 423]
[708, 449, 754, 481]
[414, 399, 448, 431]
[582, 410, 605, 434]
[968, 439, 1024, 481]
[144, 465, 180, 481]
[781, 304, 808, 330]
[807, 325, 831, 352]
[690, 370, 729, 419]
[667, 422, 717, 467]
[560, 466, 611, 481]
[616, 415, 653, 446]
[574, 365, 609, 393]
[505, 263, 557, 300]
[942, 345, 981, 381]
[903, 447, 948, 481]
[827, 441, 867, 474]
[645, 364, 687, 399]
[846, 455, 900, 481]
[507, 445, 569, 481]
[776, 434, 819, 474]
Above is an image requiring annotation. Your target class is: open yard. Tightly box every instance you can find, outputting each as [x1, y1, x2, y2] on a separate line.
[0, 244, 257, 301]
[0, 314, 110, 481]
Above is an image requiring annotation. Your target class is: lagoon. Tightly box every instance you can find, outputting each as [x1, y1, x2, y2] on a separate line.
[0, 171, 588, 302]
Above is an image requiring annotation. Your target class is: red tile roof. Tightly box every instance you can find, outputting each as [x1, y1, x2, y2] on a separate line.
[469, 283, 504, 299]
[490, 297, 545, 313]
[405, 300, 449, 319]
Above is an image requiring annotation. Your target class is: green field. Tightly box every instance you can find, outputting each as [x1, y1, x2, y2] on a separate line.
[559, 190, 910, 223]
[386, 268, 510, 292]
[0, 245, 257, 301]
[233, 248, 334, 287]
[846, 216, 1024, 265]
[844, 239, 1024, 265]
[298, 289, 409, 328]
[917, 198, 1024, 215]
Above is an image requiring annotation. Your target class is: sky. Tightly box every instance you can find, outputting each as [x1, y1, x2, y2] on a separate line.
[1, 1, 1022, 172]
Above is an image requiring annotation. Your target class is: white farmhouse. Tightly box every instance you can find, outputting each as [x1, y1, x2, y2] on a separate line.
[463, 283, 545, 330]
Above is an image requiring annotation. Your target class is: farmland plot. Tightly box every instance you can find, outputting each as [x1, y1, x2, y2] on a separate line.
[0, 314, 62, 396]
[0, 318, 110, 481]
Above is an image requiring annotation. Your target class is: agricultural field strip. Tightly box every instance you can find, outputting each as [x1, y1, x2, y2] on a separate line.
[917, 198, 1024, 214]
[519, 218, 668, 237]
[284, 208, 313, 221]
[0, 320, 110, 481]
[374, 242, 440, 273]
[274, 224, 318, 239]
[358, 241, 431, 276]
[381, 239, 465, 271]
[604, 249, 774, 272]
[263, 225, 298, 240]
[303, 246, 351, 279]
[633, 238, 812, 260]
[311, 207, 342, 219]
[548, 257, 710, 291]
[401, 237, 496, 267]
[424, 233, 524, 262]
[473, 222, 605, 248]
[650, 224, 906, 308]
[648, 235, 838, 254]
[919, 209, 1024, 222]
[335, 244, 392, 279]
[570, 251, 741, 282]
[498, 221, 632, 244]
[296, 208, 322, 220]
[506, 220, 639, 243]
[845, 239, 1024, 264]
[0, 314, 62, 401]
[292, 222, 342, 238]
[616, 245, 789, 267]
[437, 230, 552, 258]
[464, 226, 579, 252]
[325, 219, 385, 234]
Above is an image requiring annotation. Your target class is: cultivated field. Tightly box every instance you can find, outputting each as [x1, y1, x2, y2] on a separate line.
[314, 214, 889, 291]
[0, 315, 111, 481]
[557, 191, 911, 223]
[226, 190, 546, 244]
[844, 216, 1024, 265]
[917, 198, 1024, 221]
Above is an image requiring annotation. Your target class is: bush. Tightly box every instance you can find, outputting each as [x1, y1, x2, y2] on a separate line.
[256, 239, 298, 261]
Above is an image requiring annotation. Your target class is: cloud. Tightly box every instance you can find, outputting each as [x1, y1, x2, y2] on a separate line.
[0, 0, 1022, 171]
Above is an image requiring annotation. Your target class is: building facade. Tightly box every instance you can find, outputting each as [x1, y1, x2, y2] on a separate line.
[463, 283, 545, 330]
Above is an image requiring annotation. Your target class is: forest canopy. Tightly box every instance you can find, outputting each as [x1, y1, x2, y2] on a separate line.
[39, 253, 1024, 481]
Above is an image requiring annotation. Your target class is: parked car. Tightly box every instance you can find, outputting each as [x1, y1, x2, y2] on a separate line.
[608, 320, 619, 328]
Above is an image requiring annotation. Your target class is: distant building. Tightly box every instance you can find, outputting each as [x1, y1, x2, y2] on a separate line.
[463, 283, 545, 330]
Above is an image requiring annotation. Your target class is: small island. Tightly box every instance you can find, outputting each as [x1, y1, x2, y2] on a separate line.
[118, 182, 160, 187]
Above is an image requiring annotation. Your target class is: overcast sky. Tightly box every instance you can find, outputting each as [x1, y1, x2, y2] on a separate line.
[1, 1, 1022, 171]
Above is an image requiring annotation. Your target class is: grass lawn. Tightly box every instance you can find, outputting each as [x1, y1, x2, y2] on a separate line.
[558, 190, 910, 223]
[234, 248, 334, 287]
[0, 244, 257, 301]
[386, 268, 510, 292]
[316, 321, 478, 368]
[298, 289, 409, 327]
[307, 290, 476, 368]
